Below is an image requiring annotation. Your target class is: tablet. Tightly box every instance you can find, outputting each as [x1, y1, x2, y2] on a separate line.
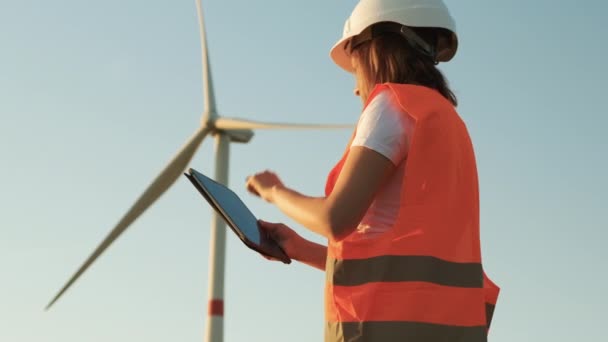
[185, 168, 291, 264]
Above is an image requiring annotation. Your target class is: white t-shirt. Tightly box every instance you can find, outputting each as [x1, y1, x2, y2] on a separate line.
[350, 89, 414, 238]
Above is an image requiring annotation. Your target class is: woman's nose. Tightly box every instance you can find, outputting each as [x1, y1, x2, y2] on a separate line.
[353, 88, 360, 97]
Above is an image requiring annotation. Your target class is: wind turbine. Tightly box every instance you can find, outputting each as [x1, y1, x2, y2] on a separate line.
[45, 1, 351, 341]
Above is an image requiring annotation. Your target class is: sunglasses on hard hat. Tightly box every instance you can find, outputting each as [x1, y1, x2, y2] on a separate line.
[345, 23, 436, 61]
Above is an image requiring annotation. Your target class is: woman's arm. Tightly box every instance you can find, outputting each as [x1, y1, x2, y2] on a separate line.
[293, 239, 327, 271]
[248, 146, 395, 241]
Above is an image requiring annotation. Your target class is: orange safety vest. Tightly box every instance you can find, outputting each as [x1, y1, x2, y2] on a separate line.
[324, 83, 500, 341]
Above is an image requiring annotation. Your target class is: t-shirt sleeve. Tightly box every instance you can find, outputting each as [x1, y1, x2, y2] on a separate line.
[351, 90, 410, 166]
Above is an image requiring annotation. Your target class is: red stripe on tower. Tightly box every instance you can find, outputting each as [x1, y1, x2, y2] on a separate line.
[208, 299, 224, 316]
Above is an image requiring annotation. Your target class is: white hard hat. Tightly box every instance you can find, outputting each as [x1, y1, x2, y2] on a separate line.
[330, 0, 458, 73]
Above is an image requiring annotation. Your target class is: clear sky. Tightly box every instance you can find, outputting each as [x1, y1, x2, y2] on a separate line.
[1, 0, 606, 341]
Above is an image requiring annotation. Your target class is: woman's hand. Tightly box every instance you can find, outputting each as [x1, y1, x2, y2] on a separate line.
[258, 220, 303, 261]
[246, 170, 284, 203]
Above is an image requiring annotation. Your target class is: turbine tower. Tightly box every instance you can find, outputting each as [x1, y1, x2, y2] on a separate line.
[45, 1, 351, 342]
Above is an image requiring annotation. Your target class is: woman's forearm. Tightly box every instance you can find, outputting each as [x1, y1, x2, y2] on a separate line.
[293, 238, 327, 271]
[271, 185, 336, 239]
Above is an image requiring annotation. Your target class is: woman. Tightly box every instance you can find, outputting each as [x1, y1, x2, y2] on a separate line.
[246, 0, 500, 341]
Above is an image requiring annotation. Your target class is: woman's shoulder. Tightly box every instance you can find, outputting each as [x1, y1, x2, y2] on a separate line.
[377, 83, 456, 113]
[354, 87, 412, 166]
[363, 87, 404, 118]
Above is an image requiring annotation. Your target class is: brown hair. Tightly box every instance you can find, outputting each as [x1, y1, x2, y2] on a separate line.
[351, 26, 458, 106]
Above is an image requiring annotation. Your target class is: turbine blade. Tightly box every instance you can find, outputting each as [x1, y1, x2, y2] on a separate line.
[195, 0, 216, 114]
[214, 117, 354, 131]
[45, 126, 210, 310]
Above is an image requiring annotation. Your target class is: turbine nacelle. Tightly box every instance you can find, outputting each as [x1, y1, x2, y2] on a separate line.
[213, 128, 254, 143]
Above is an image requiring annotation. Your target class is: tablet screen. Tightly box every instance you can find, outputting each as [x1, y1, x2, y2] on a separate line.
[189, 169, 261, 245]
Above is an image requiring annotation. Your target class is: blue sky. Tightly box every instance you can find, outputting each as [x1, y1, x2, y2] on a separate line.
[1, 0, 606, 341]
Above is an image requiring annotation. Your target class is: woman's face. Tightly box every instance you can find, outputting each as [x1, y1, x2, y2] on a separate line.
[351, 53, 370, 104]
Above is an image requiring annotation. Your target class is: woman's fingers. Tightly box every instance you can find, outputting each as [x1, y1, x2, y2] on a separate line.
[245, 171, 283, 202]
[258, 220, 279, 237]
[262, 254, 280, 262]
[257, 220, 299, 262]
[247, 184, 260, 197]
[258, 219, 281, 228]
[245, 176, 260, 197]
[258, 220, 290, 244]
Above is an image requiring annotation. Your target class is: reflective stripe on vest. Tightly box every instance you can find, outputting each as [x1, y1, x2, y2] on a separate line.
[326, 321, 487, 342]
[324, 83, 499, 342]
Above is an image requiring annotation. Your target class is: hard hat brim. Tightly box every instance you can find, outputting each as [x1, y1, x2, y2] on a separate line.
[330, 36, 356, 73]
[330, 30, 458, 73]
